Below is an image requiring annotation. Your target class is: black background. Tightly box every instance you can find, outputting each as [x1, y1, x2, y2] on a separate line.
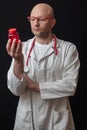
[0, 0, 87, 130]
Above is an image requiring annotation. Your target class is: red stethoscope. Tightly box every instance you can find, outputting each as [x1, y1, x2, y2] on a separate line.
[25, 35, 58, 72]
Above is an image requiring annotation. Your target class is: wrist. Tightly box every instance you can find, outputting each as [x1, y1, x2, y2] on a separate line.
[14, 54, 24, 64]
[13, 55, 24, 80]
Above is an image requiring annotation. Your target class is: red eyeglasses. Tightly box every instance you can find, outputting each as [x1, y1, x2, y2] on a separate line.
[27, 16, 54, 22]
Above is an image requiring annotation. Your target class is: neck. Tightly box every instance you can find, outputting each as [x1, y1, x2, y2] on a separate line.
[35, 34, 53, 44]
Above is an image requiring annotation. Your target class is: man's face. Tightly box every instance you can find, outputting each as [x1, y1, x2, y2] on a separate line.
[28, 5, 55, 38]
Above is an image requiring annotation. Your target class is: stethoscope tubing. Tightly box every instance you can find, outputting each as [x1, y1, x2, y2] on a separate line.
[26, 35, 58, 66]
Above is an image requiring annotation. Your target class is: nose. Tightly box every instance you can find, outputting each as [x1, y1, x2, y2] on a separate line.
[34, 19, 40, 26]
[34, 18, 38, 22]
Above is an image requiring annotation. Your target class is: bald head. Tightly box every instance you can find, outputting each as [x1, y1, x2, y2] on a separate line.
[30, 3, 55, 18]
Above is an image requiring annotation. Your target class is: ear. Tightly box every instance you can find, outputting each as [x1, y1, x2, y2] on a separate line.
[51, 18, 56, 28]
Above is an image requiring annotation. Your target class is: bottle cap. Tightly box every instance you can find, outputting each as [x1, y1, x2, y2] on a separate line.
[8, 28, 17, 34]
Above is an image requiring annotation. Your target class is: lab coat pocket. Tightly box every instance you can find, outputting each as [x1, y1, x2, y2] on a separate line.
[53, 110, 69, 130]
[14, 111, 32, 130]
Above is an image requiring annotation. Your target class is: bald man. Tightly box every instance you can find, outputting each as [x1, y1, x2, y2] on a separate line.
[6, 3, 80, 130]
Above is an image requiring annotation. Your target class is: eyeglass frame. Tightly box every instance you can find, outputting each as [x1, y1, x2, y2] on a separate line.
[27, 16, 54, 22]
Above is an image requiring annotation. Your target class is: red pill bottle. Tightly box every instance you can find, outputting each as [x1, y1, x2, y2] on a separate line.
[8, 28, 19, 43]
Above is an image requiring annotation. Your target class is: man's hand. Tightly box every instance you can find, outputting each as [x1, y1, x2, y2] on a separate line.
[24, 73, 40, 92]
[6, 38, 22, 60]
[6, 39, 24, 79]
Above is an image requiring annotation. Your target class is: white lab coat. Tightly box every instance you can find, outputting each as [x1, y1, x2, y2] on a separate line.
[7, 37, 80, 130]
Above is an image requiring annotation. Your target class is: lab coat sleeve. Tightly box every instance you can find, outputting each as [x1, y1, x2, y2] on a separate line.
[39, 44, 80, 99]
[7, 59, 26, 96]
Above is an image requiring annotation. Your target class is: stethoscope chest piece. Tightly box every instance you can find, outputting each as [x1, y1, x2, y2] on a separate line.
[24, 66, 29, 73]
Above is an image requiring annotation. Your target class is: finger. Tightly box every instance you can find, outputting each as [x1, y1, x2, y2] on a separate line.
[6, 39, 12, 55]
[16, 41, 22, 54]
[11, 39, 18, 54]
[16, 40, 22, 53]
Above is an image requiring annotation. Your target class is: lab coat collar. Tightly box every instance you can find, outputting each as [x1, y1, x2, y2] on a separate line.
[28, 37, 60, 61]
